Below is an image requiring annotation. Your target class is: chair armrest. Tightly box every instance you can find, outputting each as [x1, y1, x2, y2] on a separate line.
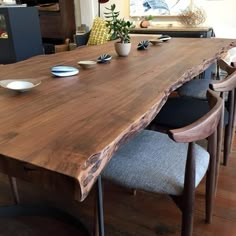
[169, 90, 223, 143]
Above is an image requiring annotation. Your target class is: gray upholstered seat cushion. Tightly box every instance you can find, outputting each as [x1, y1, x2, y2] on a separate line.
[177, 77, 213, 100]
[153, 96, 228, 129]
[102, 130, 209, 196]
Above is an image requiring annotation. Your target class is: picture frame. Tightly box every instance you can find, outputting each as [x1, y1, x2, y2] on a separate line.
[130, 0, 192, 17]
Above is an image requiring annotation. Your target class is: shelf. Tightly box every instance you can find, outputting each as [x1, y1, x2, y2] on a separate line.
[0, 14, 8, 39]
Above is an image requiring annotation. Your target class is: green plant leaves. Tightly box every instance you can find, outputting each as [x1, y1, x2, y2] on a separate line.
[104, 4, 133, 44]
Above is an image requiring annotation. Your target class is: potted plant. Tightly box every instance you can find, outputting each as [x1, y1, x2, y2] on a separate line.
[104, 4, 133, 57]
[140, 15, 154, 28]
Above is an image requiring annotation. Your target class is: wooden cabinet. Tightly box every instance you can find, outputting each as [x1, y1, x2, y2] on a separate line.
[38, 0, 75, 40]
[130, 26, 214, 38]
[0, 6, 43, 64]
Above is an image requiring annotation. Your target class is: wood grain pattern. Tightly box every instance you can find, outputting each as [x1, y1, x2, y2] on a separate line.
[0, 37, 235, 201]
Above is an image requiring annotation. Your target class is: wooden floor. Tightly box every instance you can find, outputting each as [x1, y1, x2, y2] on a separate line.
[0, 140, 236, 235]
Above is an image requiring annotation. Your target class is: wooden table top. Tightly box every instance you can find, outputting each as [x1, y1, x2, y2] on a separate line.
[0, 37, 235, 201]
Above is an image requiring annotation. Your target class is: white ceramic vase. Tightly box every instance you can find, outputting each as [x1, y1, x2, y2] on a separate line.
[114, 42, 131, 57]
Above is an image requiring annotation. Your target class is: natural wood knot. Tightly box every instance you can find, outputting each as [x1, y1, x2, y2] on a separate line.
[89, 159, 102, 174]
[81, 153, 100, 170]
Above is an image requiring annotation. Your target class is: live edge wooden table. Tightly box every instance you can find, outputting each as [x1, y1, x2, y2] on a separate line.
[0, 37, 235, 232]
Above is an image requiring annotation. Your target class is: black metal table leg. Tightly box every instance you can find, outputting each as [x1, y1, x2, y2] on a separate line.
[96, 176, 105, 236]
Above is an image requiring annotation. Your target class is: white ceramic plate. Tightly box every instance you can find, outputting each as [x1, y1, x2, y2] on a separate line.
[149, 39, 163, 45]
[51, 71, 79, 77]
[158, 36, 172, 42]
[51, 66, 79, 77]
[0, 79, 41, 92]
[78, 61, 97, 69]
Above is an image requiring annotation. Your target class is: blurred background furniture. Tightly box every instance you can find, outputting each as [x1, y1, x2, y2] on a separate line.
[54, 38, 70, 53]
[38, 0, 75, 41]
[0, 6, 43, 64]
[74, 31, 90, 47]
[130, 26, 214, 38]
[19, 0, 75, 42]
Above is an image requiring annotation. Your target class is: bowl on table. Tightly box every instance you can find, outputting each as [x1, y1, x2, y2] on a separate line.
[137, 40, 150, 50]
[149, 39, 163, 46]
[51, 66, 79, 77]
[78, 61, 97, 69]
[158, 35, 172, 42]
[0, 79, 41, 92]
[97, 54, 112, 64]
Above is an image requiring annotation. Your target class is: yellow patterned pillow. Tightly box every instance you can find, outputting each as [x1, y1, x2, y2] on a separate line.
[87, 17, 110, 45]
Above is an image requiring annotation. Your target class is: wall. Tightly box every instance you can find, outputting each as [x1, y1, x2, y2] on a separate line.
[99, 0, 128, 18]
[77, 0, 236, 38]
[197, 0, 236, 38]
[74, 0, 81, 27]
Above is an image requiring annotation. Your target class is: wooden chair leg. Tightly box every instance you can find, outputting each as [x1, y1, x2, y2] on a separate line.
[223, 90, 235, 166]
[223, 124, 231, 166]
[94, 176, 105, 236]
[215, 104, 224, 194]
[229, 91, 236, 153]
[181, 143, 195, 236]
[182, 207, 194, 236]
[206, 131, 217, 224]
[230, 126, 236, 153]
[216, 61, 220, 80]
[8, 176, 20, 204]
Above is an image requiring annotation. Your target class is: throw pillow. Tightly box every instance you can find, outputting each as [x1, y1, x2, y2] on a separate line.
[87, 17, 110, 46]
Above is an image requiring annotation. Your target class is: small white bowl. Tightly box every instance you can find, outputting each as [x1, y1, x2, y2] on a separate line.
[149, 39, 163, 46]
[78, 61, 97, 69]
[0, 79, 41, 92]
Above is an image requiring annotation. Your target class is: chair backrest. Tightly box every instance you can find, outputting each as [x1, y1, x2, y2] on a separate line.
[75, 31, 91, 47]
[217, 58, 236, 76]
[169, 89, 223, 143]
[223, 47, 236, 65]
[211, 67, 236, 123]
[210, 69, 236, 93]
[168, 89, 223, 234]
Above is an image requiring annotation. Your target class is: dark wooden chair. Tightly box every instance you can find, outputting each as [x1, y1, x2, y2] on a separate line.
[74, 31, 91, 47]
[212, 60, 236, 166]
[177, 51, 235, 100]
[102, 89, 223, 236]
[152, 59, 236, 166]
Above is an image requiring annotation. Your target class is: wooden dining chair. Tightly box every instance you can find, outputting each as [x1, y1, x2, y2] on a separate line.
[102, 90, 223, 236]
[152, 59, 236, 167]
[177, 49, 236, 100]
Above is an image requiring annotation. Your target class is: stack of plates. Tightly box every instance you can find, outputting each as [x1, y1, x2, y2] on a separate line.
[51, 66, 79, 77]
